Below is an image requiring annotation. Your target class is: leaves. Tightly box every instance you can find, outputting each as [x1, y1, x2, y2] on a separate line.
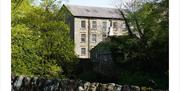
[107, 0, 169, 89]
[11, 0, 78, 78]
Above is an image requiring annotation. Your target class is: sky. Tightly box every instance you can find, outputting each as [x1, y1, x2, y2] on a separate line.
[62, 0, 116, 8]
[34, 0, 125, 8]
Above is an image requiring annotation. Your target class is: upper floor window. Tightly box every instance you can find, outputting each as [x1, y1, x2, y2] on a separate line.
[122, 23, 126, 31]
[92, 21, 97, 29]
[81, 34, 86, 43]
[122, 23, 126, 28]
[113, 22, 118, 31]
[102, 22, 107, 31]
[81, 48, 86, 55]
[81, 20, 86, 29]
[92, 34, 97, 42]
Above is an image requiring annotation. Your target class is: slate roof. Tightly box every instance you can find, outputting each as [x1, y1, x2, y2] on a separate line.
[64, 4, 122, 19]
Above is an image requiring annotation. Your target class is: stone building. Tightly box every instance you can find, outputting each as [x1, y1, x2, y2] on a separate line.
[90, 37, 114, 76]
[60, 4, 127, 59]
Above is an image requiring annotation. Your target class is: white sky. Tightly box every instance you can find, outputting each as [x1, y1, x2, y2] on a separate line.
[62, 0, 116, 8]
[33, 0, 129, 8]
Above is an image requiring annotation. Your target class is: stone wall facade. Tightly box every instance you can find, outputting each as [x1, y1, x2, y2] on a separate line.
[11, 75, 168, 91]
[60, 5, 128, 59]
[73, 17, 127, 59]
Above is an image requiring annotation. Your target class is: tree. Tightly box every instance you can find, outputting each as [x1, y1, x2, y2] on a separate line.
[11, 0, 78, 78]
[109, 0, 168, 89]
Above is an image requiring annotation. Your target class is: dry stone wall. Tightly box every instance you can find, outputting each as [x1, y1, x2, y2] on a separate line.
[11, 75, 168, 91]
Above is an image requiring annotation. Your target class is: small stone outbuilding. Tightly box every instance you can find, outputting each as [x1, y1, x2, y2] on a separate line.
[90, 37, 115, 77]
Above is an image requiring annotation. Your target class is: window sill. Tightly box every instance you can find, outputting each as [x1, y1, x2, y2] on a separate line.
[113, 28, 118, 31]
[91, 41, 96, 43]
[80, 32, 86, 33]
[81, 54, 86, 56]
[91, 28, 97, 30]
[81, 28, 86, 30]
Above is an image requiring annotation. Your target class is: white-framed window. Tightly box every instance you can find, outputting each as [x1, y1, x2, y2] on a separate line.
[122, 23, 126, 31]
[91, 34, 97, 42]
[81, 48, 86, 55]
[81, 34, 86, 43]
[122, 23, 126, 28]
[81, 20, 86, 29]
[113, 22, 118, 31]
[102, 22, 107, 31]
[92, 21, 97, 29]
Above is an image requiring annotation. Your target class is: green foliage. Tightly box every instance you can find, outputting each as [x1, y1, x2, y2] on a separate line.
[12, 24, 41, 76]
[11, 0, 78, 78]
[39, 0, 62, 11]
[103, 0, 168, 89]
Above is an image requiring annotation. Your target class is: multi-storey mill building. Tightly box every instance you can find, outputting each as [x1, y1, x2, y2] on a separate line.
[60, 4, 127, 59]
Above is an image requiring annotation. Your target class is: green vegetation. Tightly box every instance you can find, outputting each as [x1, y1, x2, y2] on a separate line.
[12, 0, 78, 78]
[78, 0, 168, 89]
[11, 0, 168, 89]
[112, 0, 168, 89]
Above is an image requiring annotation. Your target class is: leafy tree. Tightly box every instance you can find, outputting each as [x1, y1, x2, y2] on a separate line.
[108, 0, 169, 89]
[11, 0, 78, 78]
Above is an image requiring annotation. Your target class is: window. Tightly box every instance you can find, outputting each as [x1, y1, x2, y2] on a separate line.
[113, 22, 118, 31]
[81, 20, 86, 29]
[120, 23, 127, 31]
[122, 23, 126, 31]
[92, 21, 97, 29]
[102, 34, 106, 41]
[122, 23, 126, 28]
[92, 34, 97, 42]
[81, 48, 86, 55]
[81, 34, 86, 43]
[102, 22, 107, 31]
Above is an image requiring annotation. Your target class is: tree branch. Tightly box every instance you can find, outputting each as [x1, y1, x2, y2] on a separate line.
[118, 10, 133, 36]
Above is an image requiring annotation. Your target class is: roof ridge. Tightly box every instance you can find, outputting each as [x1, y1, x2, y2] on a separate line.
[62, 4, 122, 19]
